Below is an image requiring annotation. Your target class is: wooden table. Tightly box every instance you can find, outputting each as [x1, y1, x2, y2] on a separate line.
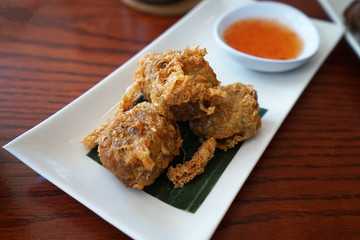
[1, 0, 359, 239]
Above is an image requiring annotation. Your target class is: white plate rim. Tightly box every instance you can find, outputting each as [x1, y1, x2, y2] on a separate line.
[317, 0, 360, 58]
[3, 0, 344, 239]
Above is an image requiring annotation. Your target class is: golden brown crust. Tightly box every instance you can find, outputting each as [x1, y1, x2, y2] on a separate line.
[190, 82, 261, 150]
[166, 137, 216, 188]
[82, 47, 263, 190]
[122, 46, 225, 121]
[81, 121, 109, 149]
[116, 81, 142, 113]
[96, 102, 182, 189]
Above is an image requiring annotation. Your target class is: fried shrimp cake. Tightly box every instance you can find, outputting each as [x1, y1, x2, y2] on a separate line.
[95, 102, 182, 189]
[118, 46, 225, 121]
[190, 83, 261, 151]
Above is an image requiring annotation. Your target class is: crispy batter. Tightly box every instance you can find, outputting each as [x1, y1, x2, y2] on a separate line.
[116, 81, 142, 114]
[166, 137, 216, 188]
[119, 46, 226, 120]
[83, 47, 263, 190]
[91, 102, 182, 189]
[190, 83, 261, 151]
[81, 121, 109, 149]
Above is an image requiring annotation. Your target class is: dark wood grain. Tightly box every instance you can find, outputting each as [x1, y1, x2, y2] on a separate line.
[1, 0, 360, 239]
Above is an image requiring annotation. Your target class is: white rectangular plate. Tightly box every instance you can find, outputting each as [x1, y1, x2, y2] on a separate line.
[318, 0, 360, 58]
[4, 0, 344, 239]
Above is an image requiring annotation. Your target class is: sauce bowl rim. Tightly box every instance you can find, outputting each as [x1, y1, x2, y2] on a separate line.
[213, 1, 320, 71]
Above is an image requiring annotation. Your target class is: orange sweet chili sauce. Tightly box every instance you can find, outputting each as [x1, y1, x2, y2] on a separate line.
[223, 18, 303, 60]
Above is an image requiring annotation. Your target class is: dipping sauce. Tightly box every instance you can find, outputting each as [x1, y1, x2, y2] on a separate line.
[223, 18, 303, 60]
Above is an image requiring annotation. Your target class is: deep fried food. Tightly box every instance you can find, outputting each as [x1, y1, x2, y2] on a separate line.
[118, 46, 225, 121]
[83, 46, 263, 190]
[167, 137, 216, 188]
[82, 116, 116, 149]
[86, 102, 182, 189]
[116, 81, 142, 114]
[190, 83, 261, 151]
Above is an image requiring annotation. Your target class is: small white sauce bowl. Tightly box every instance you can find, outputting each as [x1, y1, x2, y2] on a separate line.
[213, 1, 320, 72]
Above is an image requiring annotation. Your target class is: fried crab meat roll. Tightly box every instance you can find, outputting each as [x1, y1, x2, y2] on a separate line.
[83, 102, 182, 189]
[118, 46, 225, 121]
[190, 83, 261, 151]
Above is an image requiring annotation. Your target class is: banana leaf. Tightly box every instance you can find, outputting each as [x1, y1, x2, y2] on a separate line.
[87, 108, 267, 213]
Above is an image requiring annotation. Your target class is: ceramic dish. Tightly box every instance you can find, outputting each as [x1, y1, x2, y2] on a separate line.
[213, 1, 320, 72]
[3, 0, 344, 239]
[318, 0, 360, 58]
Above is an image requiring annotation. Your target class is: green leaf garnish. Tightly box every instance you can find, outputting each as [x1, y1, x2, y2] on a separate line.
[87, 108, 267, 213]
